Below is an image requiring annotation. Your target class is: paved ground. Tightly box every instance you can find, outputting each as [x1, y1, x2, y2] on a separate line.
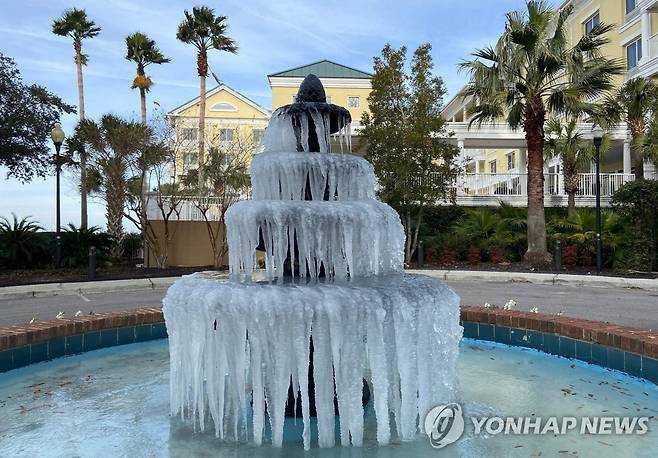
[0, 279, 656, 329]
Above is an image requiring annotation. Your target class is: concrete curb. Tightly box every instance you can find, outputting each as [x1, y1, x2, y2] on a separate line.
[1, 270, 656, 300]
[407, 269, 658, 291]
[0, 277, 179, 301]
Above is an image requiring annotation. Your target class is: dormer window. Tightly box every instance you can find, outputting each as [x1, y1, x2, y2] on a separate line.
[209, 101, 238, 112]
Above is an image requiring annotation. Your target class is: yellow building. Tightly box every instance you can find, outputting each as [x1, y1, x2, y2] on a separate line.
[167, 84, 271, 178]
[442, 0, 658, 206]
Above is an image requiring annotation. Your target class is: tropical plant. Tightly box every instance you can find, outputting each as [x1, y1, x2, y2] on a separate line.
[460, 0, 623, 263]
[361, 44, 460, 263]
[59, 224, 112, 268]
[176, 6, 238, 187]
[0, 214, 48, 269]
[453, 203, 527, 261]
[52, 7, 101, 229]
[549, 209, 626, 268]
[544, 117, 609, 218]
[125, 32, 170, 125]
[0, 54, 75, 181]
[600, 77, 658, 179]
[78, 114, 162, 259]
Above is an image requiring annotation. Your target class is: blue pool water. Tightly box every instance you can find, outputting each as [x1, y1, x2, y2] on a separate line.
[0, 339, 656, 457]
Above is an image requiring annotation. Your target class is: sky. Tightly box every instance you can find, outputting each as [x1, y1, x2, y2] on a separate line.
[0, 0, 532, 231]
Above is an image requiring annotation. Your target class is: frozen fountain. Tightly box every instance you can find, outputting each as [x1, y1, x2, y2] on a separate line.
[163, 75, 462, 450]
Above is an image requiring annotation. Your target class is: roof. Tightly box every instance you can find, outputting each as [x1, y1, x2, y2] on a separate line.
[268, 60, 373, 79]
[168, 84, 271, 117]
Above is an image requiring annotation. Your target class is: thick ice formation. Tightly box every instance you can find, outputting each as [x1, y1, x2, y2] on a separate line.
[163, 74, 461, 450]
[164, 274, 461, 449]
[226, 200, 403, 280]
[250, 152, 376, 201]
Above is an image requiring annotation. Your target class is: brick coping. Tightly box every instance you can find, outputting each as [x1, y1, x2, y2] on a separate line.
[0, 306, 655, 359]
[460, 306, 658, 360]
[0, 308, 163, 352]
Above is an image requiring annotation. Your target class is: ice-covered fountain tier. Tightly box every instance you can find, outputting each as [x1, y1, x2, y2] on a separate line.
[163, 75, 462, 450]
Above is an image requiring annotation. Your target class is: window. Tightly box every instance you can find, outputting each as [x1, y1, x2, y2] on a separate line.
[626, 0, 636, 14]
[210, 101, 237, 112]
[626, 38, 642, 69]
[585, 12, 600, 34]
[219, 128, 234, 143]
[507, 151, 516, 170]
[347, 96, 360, 108]
[489, 160, 497, 174]
[182, 127, 197, 142]
[183, 152, 197, 167]
[252, 128, 265, 145]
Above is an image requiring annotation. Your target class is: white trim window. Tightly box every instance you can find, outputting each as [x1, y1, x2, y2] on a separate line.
[626, 38, 642, 69]
[626, 0, 636, 15]
[219, 128, 234, 143]
[584, 12, 600, 34]
[347, 96, 360, 108]
[489, 159, 497, 174]
[506, 151, 516, 171]
[182, 127, 198, 142]
[183, 152, 198, 168]
[252, 128, 265, 145]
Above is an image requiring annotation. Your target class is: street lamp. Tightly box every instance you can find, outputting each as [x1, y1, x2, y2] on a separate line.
[51, 123, 65, 269]
[592, 125, 604, 274]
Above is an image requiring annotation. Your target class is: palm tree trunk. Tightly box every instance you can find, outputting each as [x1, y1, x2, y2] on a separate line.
[139, 86, 147, 126]
[197, 70, 207, 189]
[75, 42, 88, 229]
[632, 132, 644, 179]
[523, 107, 551, 264]
[567, 193, 576, 218]
[106, 169, 125, 259]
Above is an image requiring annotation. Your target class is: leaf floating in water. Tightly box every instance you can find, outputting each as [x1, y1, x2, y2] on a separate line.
[597, 441, 612, 447]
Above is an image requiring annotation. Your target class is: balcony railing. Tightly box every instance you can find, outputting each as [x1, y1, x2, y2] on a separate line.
[456, 173, 635, 197]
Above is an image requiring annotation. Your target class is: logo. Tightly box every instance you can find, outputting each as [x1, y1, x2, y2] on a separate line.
[424, 403, 465, 449]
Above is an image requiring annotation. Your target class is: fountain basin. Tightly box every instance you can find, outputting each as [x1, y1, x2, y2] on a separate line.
[1, 338, 656, 456]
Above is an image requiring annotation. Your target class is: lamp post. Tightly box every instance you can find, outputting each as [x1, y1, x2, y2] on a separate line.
[592, 126, 603, 274]
[51, 123, 65, 269]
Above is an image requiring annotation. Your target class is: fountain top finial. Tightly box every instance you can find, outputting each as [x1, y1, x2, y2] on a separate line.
[296, 74, 326, 103]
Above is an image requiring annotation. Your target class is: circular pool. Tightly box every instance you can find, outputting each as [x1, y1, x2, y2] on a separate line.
[0, 339, 656, 457]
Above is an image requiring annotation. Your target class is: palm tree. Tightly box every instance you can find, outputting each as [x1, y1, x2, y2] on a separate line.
[78, 114, 155, 259]
[544, 118, 607, 218]
[125, 32, 170, 125]
[176, 6, 238, 187]
[460, 0, 623, 264]
[52, 8, 101, 229]
[600, 77, 658, 179]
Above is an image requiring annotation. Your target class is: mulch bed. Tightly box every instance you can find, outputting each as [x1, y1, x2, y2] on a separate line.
[416, 261, 658, 279]
[0, 266, 220, 287]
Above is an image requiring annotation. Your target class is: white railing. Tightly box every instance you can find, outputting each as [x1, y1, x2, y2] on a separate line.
[456, 173, 635, 197]
[146, 193, 250, 221]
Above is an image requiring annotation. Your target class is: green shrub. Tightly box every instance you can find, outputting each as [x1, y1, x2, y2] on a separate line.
[612, 179, 658, 271]
[0, 214, 49, 269]
[60, 224, 113, 268]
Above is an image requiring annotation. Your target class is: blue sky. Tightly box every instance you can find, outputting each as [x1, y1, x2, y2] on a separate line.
[1, 0, 531, 230]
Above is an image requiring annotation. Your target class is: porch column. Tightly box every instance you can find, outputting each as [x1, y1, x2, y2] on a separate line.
[623, 138, 632, 174]
[641, 9, 651, 64]
[519, 147, 527, 195]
